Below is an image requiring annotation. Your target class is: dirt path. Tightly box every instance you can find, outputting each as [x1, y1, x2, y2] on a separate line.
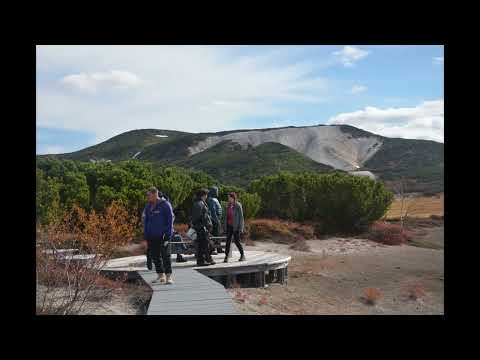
[230, 228, 444, 315]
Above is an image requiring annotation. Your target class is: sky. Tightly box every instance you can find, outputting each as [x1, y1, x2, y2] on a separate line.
[36, 45, 444, 154]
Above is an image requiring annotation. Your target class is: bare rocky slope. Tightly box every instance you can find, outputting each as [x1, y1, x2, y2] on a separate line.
[188, 125, 382, 171]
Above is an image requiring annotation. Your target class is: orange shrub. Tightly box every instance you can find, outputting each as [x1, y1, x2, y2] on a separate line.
[247, 219, 315, 243]
[37, 201, 136, 315]
[363, 287, 382, 305]
[366, 221, 412, 245]
[406, 283, 426, 300]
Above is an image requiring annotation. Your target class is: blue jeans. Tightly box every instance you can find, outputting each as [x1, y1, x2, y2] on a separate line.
[171, 233, 187, 254]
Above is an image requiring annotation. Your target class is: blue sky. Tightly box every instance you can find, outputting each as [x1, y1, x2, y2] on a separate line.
[36, 45, 444, 154]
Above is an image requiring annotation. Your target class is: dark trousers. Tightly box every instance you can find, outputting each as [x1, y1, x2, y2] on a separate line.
[196, 228, 212, 264]
[147, 235, 172, 274]
[225, 225, 244, 257]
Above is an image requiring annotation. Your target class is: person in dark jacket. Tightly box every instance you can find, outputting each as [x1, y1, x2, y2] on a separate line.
[207, 186, 224, 255]
[191, 188, 215, 266]
[224, 192, 246, 262]
[143, 187, 175, 284]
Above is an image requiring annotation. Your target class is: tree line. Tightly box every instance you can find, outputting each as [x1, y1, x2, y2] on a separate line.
[36, 157, 393, 233]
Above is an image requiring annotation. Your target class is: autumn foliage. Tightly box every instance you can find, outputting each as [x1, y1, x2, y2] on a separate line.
[36, 201, 136, 315]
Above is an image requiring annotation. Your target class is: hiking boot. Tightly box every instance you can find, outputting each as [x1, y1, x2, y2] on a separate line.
[176, 254, 187, 263]
[239, 255, 246, 262]
[166, 274, 174, 284]
[152, 273, 166, 284]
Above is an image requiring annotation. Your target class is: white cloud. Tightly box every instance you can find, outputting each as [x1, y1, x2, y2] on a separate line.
[38, 145, 66, 155]
[326, 99, 444, 143]
[333, 46, 370, 67]
[60, 70, 142, 93]
[433, 56, 444, 65]
[350, 84, 367, 94]
[37, 45, 330, 142]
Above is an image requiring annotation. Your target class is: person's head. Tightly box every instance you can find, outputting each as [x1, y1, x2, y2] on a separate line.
[196, 188, 209, 202]
[147, 186, 159, 203]
[228, 192, 237, 204]
[209, 186, 219, 198]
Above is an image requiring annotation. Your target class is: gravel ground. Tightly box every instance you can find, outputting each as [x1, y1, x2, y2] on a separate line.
[230, 226, 444, 315]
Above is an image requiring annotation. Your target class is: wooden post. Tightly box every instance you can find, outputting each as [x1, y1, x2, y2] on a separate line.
[254, 271, 265, 287]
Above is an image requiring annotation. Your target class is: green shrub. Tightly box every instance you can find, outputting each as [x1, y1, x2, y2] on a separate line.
[250, 171, 393, 232]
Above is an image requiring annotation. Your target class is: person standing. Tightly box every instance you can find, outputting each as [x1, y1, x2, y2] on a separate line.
[143, 187, 175, 284]
[207, 186, 224, 255]
[224, 192, 246, 263]
[191, 188, 215, 266]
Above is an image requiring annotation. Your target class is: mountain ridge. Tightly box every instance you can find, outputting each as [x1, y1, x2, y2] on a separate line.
[39, 124, 443, 193]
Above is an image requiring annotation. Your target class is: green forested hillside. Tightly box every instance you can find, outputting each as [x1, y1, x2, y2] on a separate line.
[180, 141, 334, 186]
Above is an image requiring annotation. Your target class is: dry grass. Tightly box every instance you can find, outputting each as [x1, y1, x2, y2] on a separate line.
[258, 295, 268, 306]
[386, 193, 443, 219]
[362, 287, 382, 305]
[233, 290, 249, 303]
[289, 237, 311, 252]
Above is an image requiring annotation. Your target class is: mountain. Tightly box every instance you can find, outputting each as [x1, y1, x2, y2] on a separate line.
[40, 125, 444, 193]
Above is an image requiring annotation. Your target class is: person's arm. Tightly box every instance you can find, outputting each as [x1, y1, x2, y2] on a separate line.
[142, 206, 148, 237]
[165, 202, 174, 238]
[215, 199, 222, 219]
[237, 202, 245, 233]
[203, 203, 213, 229]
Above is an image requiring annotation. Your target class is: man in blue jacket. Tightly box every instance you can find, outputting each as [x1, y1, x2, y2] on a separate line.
[143, 187, 175, 284]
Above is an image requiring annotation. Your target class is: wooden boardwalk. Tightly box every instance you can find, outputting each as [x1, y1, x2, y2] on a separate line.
[101, 250, 291, 315]
[139, 268, 237, 315]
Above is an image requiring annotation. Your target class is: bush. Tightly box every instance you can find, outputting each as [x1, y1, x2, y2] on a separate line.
[366, 221, 412, 245]
[250, 171, 394, 233]
[247, 219, 315, 244]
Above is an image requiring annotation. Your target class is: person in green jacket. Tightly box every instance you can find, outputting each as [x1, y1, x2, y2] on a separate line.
[191, 188, 215, 266]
